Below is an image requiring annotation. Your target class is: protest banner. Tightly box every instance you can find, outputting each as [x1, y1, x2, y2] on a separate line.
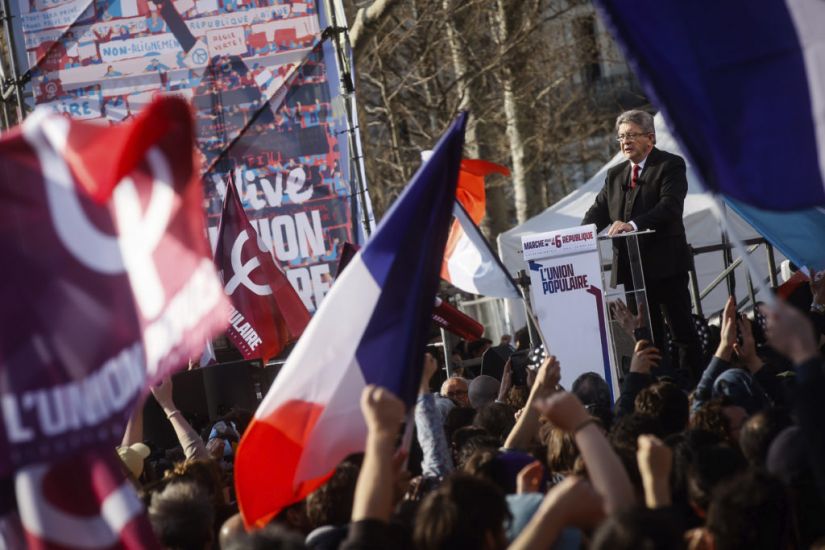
[0, 97, 229, 548]
[13, 0, 367, 313]
[214, 181, 311, 361]
[0, 97, 228, 475]
[522, 225, 619, 397]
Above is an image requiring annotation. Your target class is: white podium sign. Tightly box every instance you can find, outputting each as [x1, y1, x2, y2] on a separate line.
[521, 225, 619, 398]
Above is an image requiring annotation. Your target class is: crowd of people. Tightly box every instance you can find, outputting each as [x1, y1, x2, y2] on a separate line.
[117, 267, 825, 549]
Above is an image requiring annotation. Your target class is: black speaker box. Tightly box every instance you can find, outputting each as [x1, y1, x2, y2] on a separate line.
[142, 359, 269, 450]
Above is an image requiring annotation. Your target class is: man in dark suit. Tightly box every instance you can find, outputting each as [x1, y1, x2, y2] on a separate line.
[583, 110, 701, 378]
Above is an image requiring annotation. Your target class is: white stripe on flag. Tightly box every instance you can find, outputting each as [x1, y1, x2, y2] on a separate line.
[294, 356, 368, 484]
[16, 465, 143, 547]
[786, 0, 825, 194]
[447, 203, 521, 299]
[254, 252, 381, 418]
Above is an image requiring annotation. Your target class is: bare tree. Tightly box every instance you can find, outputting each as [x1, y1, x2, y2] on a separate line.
[350, 0, 403, 55]
[344, 0, 646, 239]
[492, 0, 546, 224]
[442, 0, 510, 237]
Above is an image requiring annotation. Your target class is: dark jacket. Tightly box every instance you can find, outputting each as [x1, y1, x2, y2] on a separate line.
[582, 147, 691, 287]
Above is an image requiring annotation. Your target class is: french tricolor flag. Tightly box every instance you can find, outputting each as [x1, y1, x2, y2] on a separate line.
[442, 201, 521, 299]
[593, 0, 825, 210]
[441, 159, 521, 299]
[234, 113, 467, 527]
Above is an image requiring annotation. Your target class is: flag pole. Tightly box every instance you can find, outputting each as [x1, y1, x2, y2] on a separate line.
[0, 0, 26, 125]
[440, 328, 453, 377]
[400, 408, 415, 470]
[709, 195, 776, 308]
[322, 0, 374, 240]
[515, 270, 549, 351]
[451, 200, 539, 345]
[523, 299, 549, 351]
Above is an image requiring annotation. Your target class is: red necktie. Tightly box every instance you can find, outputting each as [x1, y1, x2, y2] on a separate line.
[631, 164, 640, 189]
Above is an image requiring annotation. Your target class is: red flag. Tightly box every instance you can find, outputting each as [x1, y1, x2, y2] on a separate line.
[215, 182, 311, 361]
[0, 96, 229, 547]
[16, 450, 159, 550]
[457, 158, 509, 223]
[61, 95, 195, 204]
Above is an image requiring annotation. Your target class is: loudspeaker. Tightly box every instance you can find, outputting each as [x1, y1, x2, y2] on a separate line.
[142, 359, 266, 450]
[201, 359, 260, 419]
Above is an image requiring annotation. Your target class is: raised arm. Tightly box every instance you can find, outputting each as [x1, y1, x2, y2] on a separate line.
[351, 385, 406, 523]
[504, 356, 560, 450]
[509, 475, 605, 549]
[415, 352, 453, 477]
[151, 377, 208, 461]
[636, 435, 672, 508]
[692, 296, 736, 412]
[536, 392, 635, 514]
[614, 340, 658, 417]
[767, 300, 825, 498]
[121, 396, 145, 447]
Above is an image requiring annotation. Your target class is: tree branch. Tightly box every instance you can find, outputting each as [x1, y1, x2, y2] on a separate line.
[350, 0, 403, 55]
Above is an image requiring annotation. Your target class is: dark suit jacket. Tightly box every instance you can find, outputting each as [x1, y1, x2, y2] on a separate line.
[582, 147, 691, 287]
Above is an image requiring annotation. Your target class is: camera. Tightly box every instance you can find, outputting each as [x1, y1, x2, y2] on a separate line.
[481, 344, 546, 386]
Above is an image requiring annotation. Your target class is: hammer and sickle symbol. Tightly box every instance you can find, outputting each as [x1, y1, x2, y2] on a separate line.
[224, 231, 273, 297]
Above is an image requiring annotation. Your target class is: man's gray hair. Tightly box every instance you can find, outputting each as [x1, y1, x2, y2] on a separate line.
[615, 110, 655, 135]
[440, 376, 469, 395]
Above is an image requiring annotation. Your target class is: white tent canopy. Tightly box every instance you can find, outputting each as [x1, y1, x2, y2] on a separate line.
[497, 114, 782, 322]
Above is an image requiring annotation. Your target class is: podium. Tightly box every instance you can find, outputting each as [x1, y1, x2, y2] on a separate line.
[521, 225, 654, 400]
[599, 229, 656, 381]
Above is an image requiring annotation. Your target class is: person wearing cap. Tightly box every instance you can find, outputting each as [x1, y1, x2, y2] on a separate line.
[117, 442, 151, 484]
[118, 375, 208, 483]
[468, 375, 501, 410]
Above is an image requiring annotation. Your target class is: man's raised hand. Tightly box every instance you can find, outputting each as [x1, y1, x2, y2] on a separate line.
[419, 352, 438, 394]
[534, 392, 590, 433]
[629, 340, 661, 374]
[535, 355, 561, 396]
[636, 435, 673, 508]
[715, 296, 737, 361]
[733, 316, 762, 373]
[361, 385, 405, 437]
